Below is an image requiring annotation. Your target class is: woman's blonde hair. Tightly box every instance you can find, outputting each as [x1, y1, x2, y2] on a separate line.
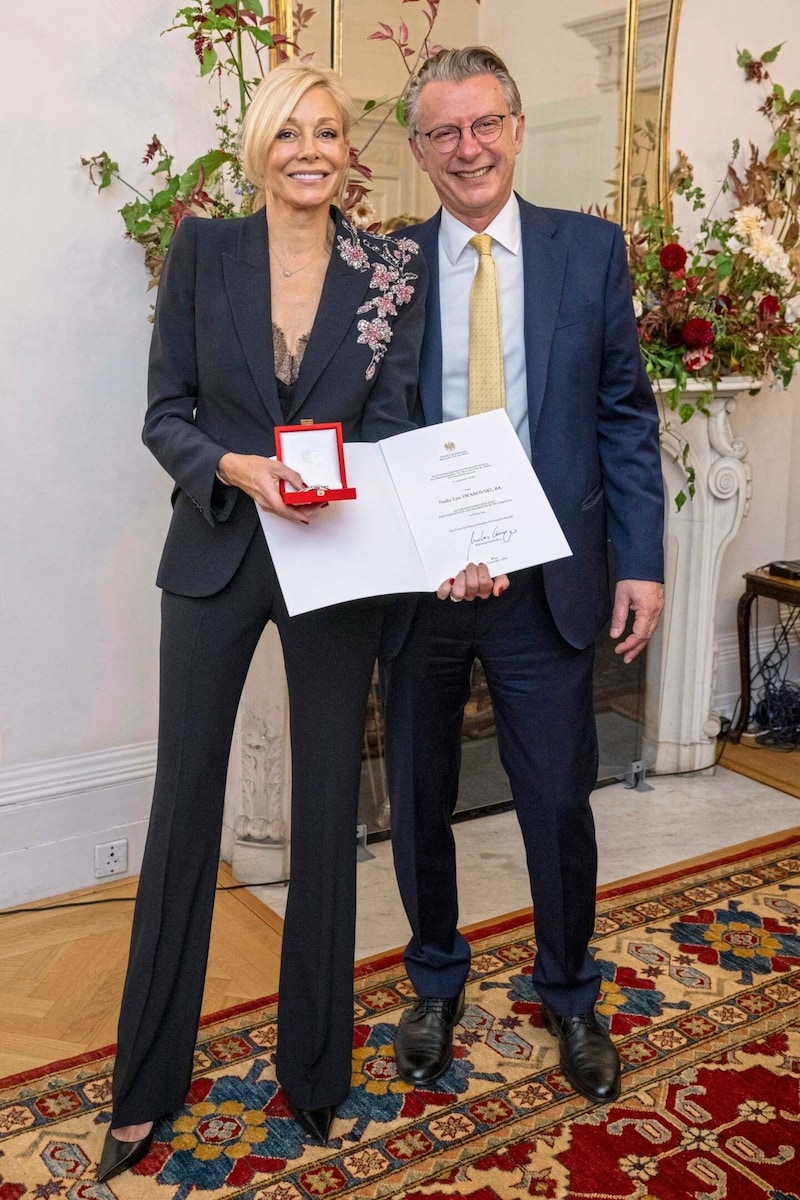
[240, 61, 354, 207]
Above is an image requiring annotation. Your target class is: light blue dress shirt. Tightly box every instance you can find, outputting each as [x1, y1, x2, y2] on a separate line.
[438, 194, 531, 460]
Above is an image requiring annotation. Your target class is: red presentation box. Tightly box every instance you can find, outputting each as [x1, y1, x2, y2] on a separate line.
[275, 421, 357, 505]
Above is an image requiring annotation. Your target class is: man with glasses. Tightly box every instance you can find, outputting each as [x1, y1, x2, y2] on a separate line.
[381, 47, 664, 1104]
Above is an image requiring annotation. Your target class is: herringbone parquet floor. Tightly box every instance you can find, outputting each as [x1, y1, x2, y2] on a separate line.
[0, 865, 283, 1080]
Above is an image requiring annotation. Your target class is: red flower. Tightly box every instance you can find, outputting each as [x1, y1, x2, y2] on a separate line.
[684, 345, 714, 371]
[169, 201, 196, 233]
[758, 294, 781, 319]
[142, 135, 162, 165]
[682, 317, 715, 348]
[659, 242, 688, 272]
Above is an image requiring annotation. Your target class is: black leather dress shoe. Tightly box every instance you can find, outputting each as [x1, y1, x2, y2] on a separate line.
[541, 1002, 621, 1103]
[97, 1126, 155, 1182]
[394, 990, 466, 1085]
[289, 1102, 336, 1144]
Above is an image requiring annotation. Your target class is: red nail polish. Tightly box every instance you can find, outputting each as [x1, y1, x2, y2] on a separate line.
[497, 586, 505, 595]
[449, 578, 455, 584]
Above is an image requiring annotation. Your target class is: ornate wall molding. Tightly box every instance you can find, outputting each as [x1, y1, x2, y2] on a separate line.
[566, 0, 670, 93]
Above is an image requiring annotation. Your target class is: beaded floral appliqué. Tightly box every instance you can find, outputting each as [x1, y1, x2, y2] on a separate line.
[336, 223, 420, 380]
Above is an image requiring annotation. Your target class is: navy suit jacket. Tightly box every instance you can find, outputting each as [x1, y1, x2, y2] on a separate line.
[407, 195, 664, 650]
[144, 208, 426, 597]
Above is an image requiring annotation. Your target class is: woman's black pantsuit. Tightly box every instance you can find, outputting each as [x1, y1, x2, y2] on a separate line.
[114, 533, 384, 1119]
[111, 208, 426, 1123]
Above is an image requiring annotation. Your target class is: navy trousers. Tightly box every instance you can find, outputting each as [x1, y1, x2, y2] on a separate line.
[112, 530, 383, 1123]
[382, 567, 602, 1015]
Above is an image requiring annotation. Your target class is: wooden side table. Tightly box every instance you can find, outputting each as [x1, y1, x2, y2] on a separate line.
[731, 568, 800, 741]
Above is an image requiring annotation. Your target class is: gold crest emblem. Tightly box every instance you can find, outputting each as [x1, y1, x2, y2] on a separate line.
[444, 441, 455, 451]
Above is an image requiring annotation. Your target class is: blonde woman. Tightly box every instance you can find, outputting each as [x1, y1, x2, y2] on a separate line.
[98, 61, 427, 1182]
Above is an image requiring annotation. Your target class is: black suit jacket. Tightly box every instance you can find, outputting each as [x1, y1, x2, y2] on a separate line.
[144, 208, 427, 597]
[407, 196, 664, 649]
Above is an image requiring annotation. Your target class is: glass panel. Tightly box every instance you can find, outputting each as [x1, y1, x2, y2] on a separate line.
[594, 618, 647, 783]
[359, 620, 648, 836]
[293, 1, 333, 65]
[626, 0, 674, 222]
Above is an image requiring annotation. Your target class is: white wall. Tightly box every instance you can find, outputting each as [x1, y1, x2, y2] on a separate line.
[0, 0, 221, 903]
[0, 0, 473, 908]
[669, 1, 800, 717]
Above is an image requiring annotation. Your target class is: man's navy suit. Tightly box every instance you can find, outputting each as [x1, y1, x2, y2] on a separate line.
[382, 196, 664, 1015]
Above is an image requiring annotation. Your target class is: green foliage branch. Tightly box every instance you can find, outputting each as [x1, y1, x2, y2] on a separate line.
[81, 0, 481, 282]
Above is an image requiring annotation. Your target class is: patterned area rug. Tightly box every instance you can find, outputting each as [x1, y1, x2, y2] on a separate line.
[3, 832, 800, 1199]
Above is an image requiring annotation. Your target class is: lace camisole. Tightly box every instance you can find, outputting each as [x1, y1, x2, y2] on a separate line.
[273, 324, 310, 421]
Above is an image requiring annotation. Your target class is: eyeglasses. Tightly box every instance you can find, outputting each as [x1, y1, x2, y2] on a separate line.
[421, 113, 511, 154]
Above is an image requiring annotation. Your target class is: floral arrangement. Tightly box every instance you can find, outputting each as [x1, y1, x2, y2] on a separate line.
[82, 0, 476, 287]
[82, 0, 313, 288]
[628, 44, 800, 429]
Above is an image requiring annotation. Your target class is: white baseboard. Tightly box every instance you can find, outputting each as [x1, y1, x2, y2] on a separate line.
[0, 743, 157, 908]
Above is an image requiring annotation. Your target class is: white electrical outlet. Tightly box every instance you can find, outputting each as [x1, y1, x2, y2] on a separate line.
[94, 839, 128, 878]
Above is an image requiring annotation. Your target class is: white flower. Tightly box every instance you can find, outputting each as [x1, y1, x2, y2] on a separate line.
[633, 294, 643, 318]
[746, 230, 792, 279]
[732, 204, 765, 238]
[350, 199, 377, 230]
[785, 294, 800, 324]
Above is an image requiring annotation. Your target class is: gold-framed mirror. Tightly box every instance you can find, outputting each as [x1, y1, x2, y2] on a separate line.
[299, 0, 681, 230]
[625, 0, 684, 225]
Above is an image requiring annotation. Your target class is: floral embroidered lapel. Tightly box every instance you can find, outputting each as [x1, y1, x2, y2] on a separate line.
[288, 212, 421, 417]
[338, 223, 421, 380]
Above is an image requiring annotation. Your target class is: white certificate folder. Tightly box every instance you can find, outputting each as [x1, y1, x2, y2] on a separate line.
[257, 409, 572, 615]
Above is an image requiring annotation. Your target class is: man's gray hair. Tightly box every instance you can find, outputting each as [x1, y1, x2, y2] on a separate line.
[403, 46, 522, 135]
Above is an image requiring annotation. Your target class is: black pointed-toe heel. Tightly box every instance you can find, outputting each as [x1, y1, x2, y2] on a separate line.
[97, 1126, 155, 1183]
[289, 1102, 336, 1144]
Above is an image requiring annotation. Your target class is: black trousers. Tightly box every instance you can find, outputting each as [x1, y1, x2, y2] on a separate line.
[111, 530, 383, 1123]
[382, 567, 602, 1015]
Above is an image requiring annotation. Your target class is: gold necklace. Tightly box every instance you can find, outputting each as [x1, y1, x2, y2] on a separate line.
[270, 236, 332, 278]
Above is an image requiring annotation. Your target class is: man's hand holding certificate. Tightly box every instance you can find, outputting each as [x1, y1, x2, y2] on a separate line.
[257, 410, 571, 615]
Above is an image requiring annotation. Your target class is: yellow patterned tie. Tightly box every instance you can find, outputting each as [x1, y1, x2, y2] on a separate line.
[467, 234, 506, 415]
